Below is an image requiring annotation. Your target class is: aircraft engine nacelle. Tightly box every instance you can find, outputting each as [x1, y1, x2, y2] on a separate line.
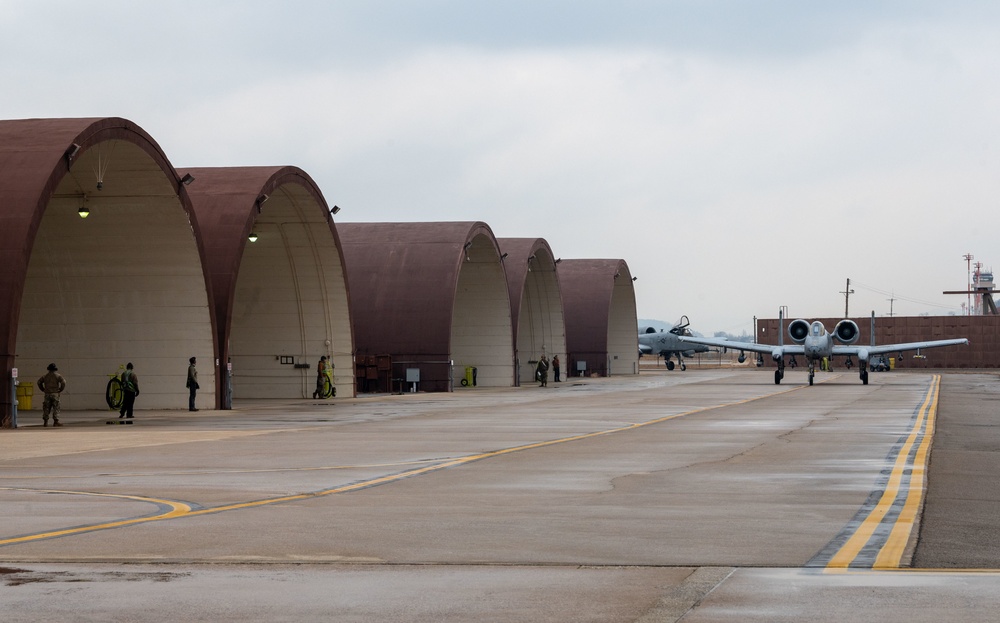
[834, 319, 861, 345]
[788, 319, 810, 344]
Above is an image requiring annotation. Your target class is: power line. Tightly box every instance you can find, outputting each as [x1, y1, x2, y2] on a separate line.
[852, 281, 960, 311]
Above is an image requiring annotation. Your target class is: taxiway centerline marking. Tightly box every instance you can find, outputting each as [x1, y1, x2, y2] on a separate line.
[824, 375, 939, 570]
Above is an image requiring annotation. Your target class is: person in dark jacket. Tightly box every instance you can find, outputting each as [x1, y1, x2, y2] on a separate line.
[119, 362, 139, 420]
[186, 357, 199, 411]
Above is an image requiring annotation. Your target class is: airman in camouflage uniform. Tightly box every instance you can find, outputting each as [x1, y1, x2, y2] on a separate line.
[37, 363, 66, 427]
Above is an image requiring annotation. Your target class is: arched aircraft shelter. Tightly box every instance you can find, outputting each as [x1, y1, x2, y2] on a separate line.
[559, 259, 639, 377]
[339, 222, 513, 392]
[1, 117, 215, 426]
[497, 238, 567, 385]
[181, 166, 354, 404]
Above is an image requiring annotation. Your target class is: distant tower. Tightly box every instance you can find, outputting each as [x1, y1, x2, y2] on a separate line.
[973, 263, 997, 315]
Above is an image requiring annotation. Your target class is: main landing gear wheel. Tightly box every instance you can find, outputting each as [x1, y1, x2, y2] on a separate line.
[861, 369, 869, 385]
[665, 360, 675, 371]
[774, 369, 783, 385]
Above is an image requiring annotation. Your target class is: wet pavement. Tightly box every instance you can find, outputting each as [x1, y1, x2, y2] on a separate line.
[1, 369, 999, 621]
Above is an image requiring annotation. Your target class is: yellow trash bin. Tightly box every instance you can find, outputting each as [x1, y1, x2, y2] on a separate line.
[16, 382, 33, 411]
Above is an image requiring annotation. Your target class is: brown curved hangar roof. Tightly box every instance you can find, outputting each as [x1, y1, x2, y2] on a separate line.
[180, 166, 354, 402]
[497, 238, 567, 384]
[339, 221, 513, 391]
[0, 117, 214, 425]
[559, 259, 639, 377]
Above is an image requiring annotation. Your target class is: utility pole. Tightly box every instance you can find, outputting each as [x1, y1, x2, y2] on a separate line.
[964, 253, 974, 316]
[840, 278, 855, 318]
[886, 293, 895, 317]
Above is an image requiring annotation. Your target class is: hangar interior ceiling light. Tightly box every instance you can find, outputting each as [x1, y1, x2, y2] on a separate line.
[78, 205, 90, 218]
[248, 231, 258, 243]
[464, 241, 472, 261]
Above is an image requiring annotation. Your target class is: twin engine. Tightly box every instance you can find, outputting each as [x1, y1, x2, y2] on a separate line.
[833, 319, 860, 344]
[788, 319, 811, 343]
[787, 318, 861, 344]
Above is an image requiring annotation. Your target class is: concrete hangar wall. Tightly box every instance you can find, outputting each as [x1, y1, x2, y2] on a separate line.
[180, 166, 355, 402]
[498, 238, 567, 386]
[0, 117, 356, 427]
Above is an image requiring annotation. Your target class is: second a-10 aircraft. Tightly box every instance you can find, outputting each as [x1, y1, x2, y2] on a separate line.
[678, 311, 969, 385]
[638, 315, 709, 370]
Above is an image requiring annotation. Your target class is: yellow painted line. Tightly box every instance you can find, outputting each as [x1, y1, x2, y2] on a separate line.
[1, 382, 806, 546]
[874, 376, 938, 569]
[0, 489, 192, 546]
[825, 375, 939, 570]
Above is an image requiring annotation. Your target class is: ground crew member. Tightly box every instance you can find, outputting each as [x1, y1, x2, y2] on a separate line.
[37, 363, 66, 427]
[536, 355, 549, 387]
[313, 355, 330, 399]
[187, 357, 199, 411]
[119, 362, 139, 420]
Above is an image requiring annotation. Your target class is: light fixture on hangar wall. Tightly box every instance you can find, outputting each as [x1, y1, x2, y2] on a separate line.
[77, 195, 90, 219]
[248, 230, 259, 243]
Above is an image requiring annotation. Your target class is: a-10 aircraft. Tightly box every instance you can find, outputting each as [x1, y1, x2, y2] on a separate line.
[638, 315, 709, 370]
[678, 312, 969, 385]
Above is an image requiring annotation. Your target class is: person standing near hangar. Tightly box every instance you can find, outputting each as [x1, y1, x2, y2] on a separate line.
[37, 363, 66, 427]
[535, 355, 549, 387]
[186, 357, 199, 411]
[119, 362, 139, 420]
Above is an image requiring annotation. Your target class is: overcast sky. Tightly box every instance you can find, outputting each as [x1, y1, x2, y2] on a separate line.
[3, 1, 998, 335]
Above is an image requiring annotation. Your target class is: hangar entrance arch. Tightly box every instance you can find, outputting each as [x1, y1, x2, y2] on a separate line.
[16, 140, 214, 410]
[450, 234, 514, 388]
[607, 267, 639, 375]
[229, 185, 352, 400]
[515, 249, 565, 384]
[560, 259, 639, 377]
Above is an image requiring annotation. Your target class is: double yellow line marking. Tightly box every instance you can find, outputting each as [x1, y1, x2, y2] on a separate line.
[824, 375, 940, 570]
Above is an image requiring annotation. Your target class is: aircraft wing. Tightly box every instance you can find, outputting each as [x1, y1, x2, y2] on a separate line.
[831, 338, 969, 356]
[677, 336, 805, 355]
